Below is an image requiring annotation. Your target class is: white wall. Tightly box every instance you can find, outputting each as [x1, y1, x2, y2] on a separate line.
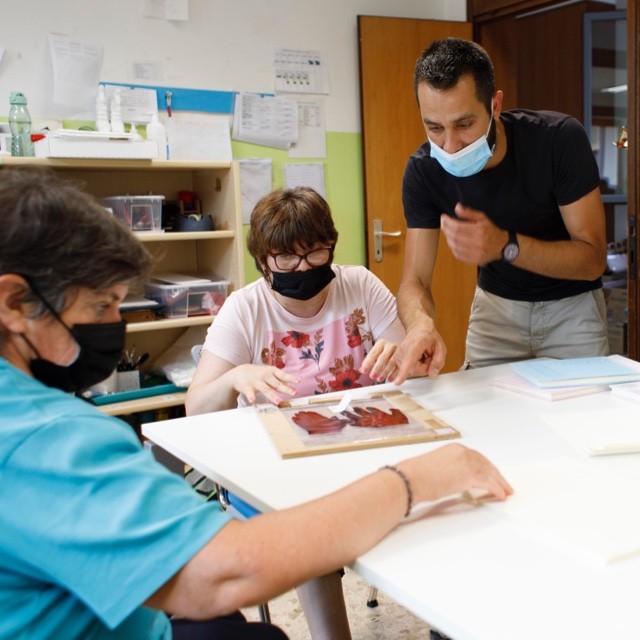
[0, 0, 465, 131]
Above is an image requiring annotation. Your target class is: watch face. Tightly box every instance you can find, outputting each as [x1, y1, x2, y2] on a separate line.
[504, 243, 519, 262]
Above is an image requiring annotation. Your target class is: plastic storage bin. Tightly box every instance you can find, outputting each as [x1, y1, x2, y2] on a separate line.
[104, 195, 164, 232]
[144, 278, 230, 318]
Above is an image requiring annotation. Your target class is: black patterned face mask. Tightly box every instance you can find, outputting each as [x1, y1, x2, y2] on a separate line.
[22, 284, 126, 393]
[270, 264, 336, 301]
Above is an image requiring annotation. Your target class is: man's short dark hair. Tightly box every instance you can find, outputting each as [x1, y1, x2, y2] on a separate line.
[414, 37, 496, 113]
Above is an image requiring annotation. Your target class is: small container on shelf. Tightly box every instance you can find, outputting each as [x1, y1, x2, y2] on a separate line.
[175, 213, 214, 232]
[144, 273, 230, 318]
[606, 252, 627, 274]
[104, 195, 165, 232]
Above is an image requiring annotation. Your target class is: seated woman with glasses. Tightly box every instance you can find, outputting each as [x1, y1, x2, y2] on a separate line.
[185, 186, 407, 640]
[186, 186, 406, 415]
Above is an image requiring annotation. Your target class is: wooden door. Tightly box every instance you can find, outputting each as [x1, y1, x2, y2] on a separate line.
[474, 1, 613, 119]
[358, 16, 477, 372]
[628, 0, 638, 360]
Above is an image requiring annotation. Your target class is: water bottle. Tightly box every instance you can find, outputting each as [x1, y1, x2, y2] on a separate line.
[9, 92, 35, 157]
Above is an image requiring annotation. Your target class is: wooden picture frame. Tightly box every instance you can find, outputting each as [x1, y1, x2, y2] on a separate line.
[259, 390, 460, 459]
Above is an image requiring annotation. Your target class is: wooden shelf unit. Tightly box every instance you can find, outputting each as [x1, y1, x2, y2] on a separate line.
[97, 391, 188, 417]
[1, 157, 245, 414]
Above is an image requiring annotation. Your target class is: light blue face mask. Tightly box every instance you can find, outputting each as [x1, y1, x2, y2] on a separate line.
[429, 114, 495, 178]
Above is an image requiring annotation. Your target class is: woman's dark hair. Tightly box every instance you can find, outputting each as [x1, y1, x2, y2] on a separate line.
[414, 37, 496, 114]
[247, 187, 338, 275]
[0, 166, 153, 316]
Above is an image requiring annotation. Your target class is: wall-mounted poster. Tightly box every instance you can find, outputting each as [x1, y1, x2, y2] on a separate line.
[259, 390, 460, 459]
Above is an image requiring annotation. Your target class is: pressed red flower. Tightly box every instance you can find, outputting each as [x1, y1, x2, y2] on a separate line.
[292, 411, 348, 435]
[342, 406, 409, 428]
[328, 368, 363, 391]
[346, 328, 363, 348]
[282, 331, 311, 349]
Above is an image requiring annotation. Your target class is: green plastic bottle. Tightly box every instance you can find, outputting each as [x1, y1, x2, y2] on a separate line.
[9, 92, 35, 157]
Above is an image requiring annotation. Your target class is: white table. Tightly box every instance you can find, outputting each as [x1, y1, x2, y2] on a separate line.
[142, 364, 640, 640]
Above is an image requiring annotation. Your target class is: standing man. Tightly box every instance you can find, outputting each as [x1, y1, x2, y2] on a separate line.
[393, 37, 608, 383]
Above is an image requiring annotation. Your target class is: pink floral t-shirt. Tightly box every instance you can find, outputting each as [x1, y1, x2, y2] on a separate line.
[203, 265, 399, 406]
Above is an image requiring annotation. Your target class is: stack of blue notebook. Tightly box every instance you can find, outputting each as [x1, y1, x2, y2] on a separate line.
[510, 356, 640, 389]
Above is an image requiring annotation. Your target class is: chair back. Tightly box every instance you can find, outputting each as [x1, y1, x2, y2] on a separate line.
[191, 344, 203, 365]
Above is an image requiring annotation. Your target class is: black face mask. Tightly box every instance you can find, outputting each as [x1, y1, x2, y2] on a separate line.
[270, 264, 336, 301]
[22, 285, 126, 393]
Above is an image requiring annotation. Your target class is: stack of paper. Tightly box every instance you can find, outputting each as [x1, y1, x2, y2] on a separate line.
[492, 374, 608, 402]
[542, 407, 640, 456]
[119, 295, 159, 311]
[34, 129, 157, 159]
[492, 374, 608, 401]
[489, 457, 640, 564]
[150, 273, 214, 285]
[510, 355, 640, 388]
[610, 381, 640, 404]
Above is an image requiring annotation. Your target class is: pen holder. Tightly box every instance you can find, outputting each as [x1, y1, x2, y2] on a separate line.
[116, 370, 141, 392]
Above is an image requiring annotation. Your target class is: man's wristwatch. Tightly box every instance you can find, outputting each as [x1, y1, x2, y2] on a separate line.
[502, 231, 519, 263]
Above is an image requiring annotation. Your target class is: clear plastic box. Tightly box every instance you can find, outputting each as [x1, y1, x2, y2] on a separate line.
[144, 278, 230, 318]
[104, 195, 165, 232]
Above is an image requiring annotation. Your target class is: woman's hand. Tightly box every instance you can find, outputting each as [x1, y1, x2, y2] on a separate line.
[230, 364, 299, 405]
[360, 338, 399, 382]
[400, 443, 514, 504]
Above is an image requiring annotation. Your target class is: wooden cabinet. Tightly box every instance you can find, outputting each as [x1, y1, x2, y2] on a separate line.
[470, 0, 609, 20]
[2, 157, 244, 413]
[470, 0, 612, 120]
[470, 0, 631, 356]
[627, 0, 638, 360]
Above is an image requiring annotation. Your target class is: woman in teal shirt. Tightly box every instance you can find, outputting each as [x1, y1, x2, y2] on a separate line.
[0, 166, 512, 639]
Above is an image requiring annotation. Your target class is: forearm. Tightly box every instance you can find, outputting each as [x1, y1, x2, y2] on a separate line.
[222, 469, 411, 604]
[512, 235, 606, 281]
[447, 191, 606, 280]
[150, 466, 408, 618]
[394, 276, 446, 380]
[397, 277, 437, 331]
[185, 373, 238, 415]
[148, 443, 512, 619]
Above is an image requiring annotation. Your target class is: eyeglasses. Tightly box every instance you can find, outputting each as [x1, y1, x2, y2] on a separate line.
[269, 246, 334, 271]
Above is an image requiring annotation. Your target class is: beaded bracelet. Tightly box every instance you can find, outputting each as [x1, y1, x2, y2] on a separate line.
[381, 464, 413, 518]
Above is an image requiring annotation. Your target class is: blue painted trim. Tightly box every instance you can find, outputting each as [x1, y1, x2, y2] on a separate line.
[105, 82, 237, 113]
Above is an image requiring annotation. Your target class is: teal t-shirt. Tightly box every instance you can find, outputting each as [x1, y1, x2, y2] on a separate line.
[0, 358, 232, 639]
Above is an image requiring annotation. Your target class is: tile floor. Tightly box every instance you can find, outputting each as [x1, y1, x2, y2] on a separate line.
[243, 568, 432, 639]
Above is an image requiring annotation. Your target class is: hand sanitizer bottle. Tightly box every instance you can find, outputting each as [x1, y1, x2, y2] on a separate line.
[95, 85, 111, 133]
[146, 113, 168, 160]
[129, 123, 142, 140]
[110, 90, 125, 134]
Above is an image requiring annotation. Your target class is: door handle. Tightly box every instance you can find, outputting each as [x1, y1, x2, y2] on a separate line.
[373, 219, 402, 262]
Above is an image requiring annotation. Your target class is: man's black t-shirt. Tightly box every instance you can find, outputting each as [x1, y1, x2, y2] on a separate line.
[402, 109, 602, 301]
